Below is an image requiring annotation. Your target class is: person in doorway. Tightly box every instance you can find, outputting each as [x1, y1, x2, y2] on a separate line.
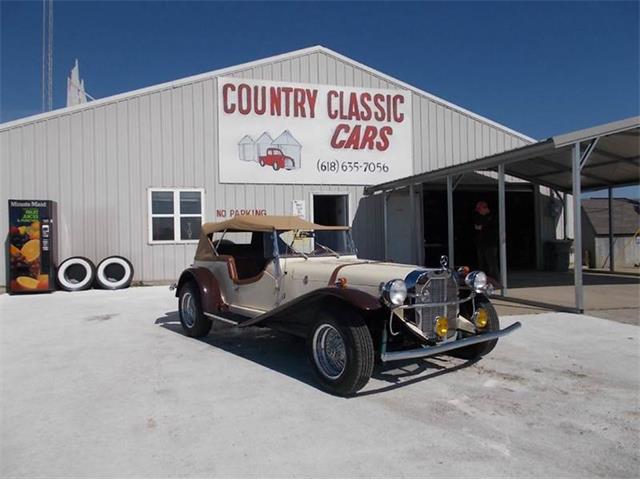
[473, 200, 499, 280]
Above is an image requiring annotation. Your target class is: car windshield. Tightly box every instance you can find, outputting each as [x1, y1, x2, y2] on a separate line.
[277, 229, 356, 257]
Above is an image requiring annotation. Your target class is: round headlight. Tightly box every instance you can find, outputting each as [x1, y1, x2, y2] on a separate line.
[382, 279, 407, 306]
[465, 271, 491, 293]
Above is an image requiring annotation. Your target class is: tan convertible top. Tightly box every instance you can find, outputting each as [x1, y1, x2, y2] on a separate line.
[195, 215, 348, 261]
[201, 215, 348, 234]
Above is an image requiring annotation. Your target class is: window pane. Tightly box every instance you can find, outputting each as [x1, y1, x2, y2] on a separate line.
[180, 191, 201, 214]
[152, 191, 174, 214]
[152, 217, 174, 241]
[180, 216, 202, 241]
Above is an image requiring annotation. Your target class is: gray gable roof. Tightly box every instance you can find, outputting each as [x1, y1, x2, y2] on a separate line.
[582, 198, 640, 236]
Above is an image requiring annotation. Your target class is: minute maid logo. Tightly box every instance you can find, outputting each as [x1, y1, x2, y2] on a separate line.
[238, 130, 302, 172]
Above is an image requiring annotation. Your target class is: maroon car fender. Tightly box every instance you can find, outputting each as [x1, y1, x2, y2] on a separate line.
[238, 287, 383, 334]
[175, 267, 226, 314]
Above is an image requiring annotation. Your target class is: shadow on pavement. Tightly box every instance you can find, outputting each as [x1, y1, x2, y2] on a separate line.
[155, 310, 478, 397]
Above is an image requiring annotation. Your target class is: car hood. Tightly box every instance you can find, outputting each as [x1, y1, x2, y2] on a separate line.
[284, 256, 419, 293]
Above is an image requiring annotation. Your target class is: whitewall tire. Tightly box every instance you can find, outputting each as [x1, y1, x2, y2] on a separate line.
[95, 256, 134, 290]
[56, 257, 96, 292]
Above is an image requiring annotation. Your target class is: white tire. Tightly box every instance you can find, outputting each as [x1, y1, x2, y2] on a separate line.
[56, 257, 95, 292]
[95, 256, 134, 290]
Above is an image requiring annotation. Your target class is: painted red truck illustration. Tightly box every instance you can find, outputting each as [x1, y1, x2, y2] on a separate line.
[258, 148, 295, 171]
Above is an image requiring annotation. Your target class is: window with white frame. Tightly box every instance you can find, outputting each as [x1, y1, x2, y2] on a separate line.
[148, 188, 204, 243]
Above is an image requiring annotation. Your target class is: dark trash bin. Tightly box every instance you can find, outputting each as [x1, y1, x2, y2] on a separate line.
[544, 240, 573, 272]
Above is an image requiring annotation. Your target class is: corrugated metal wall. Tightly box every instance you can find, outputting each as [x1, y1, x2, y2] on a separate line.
[0, 48, 530, 286]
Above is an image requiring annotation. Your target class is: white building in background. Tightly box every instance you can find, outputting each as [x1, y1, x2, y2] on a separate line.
[1, 45, 543, 286]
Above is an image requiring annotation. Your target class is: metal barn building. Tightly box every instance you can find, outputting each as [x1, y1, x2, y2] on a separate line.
[1, 45, 541, 287]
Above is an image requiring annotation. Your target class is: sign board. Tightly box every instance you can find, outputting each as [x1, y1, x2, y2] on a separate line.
[217, 77, 413, 185]
[291, 200, 306, 218]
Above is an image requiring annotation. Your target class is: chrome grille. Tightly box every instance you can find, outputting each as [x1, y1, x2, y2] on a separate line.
[414, 271, 458, 338]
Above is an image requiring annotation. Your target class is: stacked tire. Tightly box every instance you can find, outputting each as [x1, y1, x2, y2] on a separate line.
[56, 256, 134, 292]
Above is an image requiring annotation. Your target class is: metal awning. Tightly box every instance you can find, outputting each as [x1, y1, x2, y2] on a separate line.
[366, 116, 640, 195]
[366, 116, 640, 314]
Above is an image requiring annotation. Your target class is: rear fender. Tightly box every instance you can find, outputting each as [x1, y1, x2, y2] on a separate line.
[238, 287, 384, 337]
[176, 267, 226, 314]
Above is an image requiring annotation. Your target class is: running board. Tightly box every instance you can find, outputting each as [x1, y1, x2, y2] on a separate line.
[380, 321, 522, 363]
[203, 311, 249, 326]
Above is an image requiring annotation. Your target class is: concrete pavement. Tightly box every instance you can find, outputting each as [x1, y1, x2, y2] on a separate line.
[1, 286, 639, 477]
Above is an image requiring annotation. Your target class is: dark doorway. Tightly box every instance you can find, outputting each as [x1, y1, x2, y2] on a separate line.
[423, 188, 536, 270]
[312, 194, 349, 226]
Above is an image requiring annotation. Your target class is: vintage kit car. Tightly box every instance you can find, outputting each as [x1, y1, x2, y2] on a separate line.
[173, 215, 521, 396]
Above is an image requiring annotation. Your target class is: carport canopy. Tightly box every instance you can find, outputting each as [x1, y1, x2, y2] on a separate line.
[366, 116, 640, 313]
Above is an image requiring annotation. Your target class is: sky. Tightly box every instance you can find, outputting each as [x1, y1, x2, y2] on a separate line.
[1, 0, 639, 195]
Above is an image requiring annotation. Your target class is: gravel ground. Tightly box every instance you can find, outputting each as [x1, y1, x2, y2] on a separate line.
[1, 286, 639, 478]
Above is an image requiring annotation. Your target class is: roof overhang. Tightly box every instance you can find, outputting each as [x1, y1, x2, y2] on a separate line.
[366, 116, 640, 195]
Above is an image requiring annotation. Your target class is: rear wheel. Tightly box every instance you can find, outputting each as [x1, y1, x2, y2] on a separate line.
[306, 309, 374, 396]
[451, 300, 499, 360]
[178, 282, 212, 338]
[272, 162, 280, 171]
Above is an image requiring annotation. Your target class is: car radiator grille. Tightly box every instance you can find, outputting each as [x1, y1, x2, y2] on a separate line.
[414, 273, 459, 338]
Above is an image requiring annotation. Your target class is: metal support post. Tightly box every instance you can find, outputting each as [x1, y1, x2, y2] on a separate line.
[498, 164, 507, 295]
[446, 175, 455, 267]
[409, 184, 417, 264]
[608, 187, 614, 272]
[572, 143, 584, 312]
[383, 192, 388, 260]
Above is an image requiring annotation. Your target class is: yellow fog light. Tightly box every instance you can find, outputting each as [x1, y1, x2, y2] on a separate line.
[435, 316, 449, 337]
[475, 308, 489, 329]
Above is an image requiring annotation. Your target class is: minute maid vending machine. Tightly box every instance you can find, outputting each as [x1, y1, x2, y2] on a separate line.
[8, 200, 57, 294]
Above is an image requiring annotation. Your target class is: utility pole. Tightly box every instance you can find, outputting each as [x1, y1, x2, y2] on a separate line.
[41, 0, 53, 112]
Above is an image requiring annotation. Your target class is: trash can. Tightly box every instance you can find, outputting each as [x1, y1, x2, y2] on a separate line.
[544, 240, 573, 272]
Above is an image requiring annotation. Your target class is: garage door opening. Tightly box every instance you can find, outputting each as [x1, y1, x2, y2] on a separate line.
[312, 194, 349, 226]
[423, 189, 536, 271]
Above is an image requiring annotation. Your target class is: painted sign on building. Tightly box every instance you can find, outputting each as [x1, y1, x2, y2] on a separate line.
[217, 77, 413, 185]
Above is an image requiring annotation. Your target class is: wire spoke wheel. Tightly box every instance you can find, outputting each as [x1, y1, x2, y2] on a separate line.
[181, 291, 197, 328]
[312, 323, 347, 379]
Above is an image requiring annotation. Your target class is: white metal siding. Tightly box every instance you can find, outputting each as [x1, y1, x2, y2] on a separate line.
[0, 49, 530, 286]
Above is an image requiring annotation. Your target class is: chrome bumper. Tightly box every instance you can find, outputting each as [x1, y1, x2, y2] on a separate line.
[380, 321, 521, 363]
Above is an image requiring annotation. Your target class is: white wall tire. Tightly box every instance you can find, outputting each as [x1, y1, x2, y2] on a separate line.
[95, 256, 134, 290]
[56, 257, 96, 292]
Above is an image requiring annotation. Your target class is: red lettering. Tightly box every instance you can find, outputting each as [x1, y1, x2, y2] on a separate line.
[360, 93, 372, 121]
[254, 86, 266, 115]
[327, 90, 339, 120]
[222, 84, 236, 114]
[393, 95, 404, 122]
[270, 87, 281, 116]
[330, 124, 349, 148]
[281, 87, 293, 116]
[344, 125, 361, 149]
[294, 89, 305, 117]
[347, 93, 361, 121]
[306, 89, 318, 118]
[237, 84, 251, 115]
[373, 94, 385, 121]
[359, 125, 377, 150]
[376, 126, 392, 151]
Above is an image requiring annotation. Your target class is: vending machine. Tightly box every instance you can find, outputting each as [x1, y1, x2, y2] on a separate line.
[7, 200, 57, 294]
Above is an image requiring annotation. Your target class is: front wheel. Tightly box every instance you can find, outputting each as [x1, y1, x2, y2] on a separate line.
[178, 282, 212, 338]
[451, 299, 499, 360]
[306, 309, 374, 396]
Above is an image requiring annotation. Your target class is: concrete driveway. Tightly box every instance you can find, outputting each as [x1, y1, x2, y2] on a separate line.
[1, 286, 638, 477]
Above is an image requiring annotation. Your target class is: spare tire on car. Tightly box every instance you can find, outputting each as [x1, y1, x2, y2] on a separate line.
[95, 256, 134, 290]
[56, 257, 96, 292]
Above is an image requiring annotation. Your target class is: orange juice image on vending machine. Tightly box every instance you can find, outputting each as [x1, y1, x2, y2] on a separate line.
[8, 200, 57, 294]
